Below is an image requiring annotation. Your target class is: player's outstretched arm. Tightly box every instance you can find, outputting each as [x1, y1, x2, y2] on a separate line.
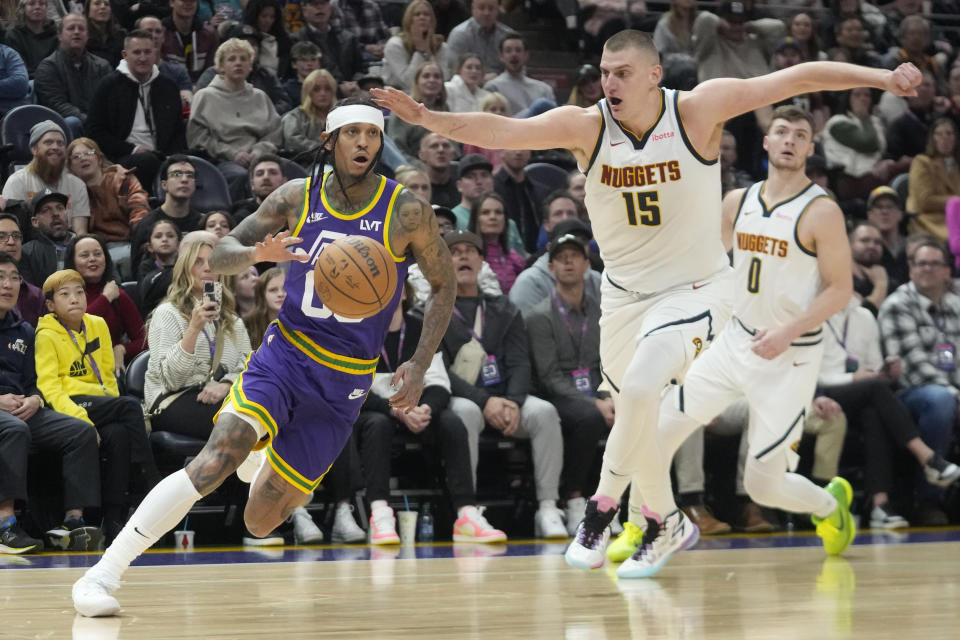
[683, 62, 921, 135]
[371, 87, 600, 158]
[388, 190, 457, 412]
[751, 198, 853, 360]
[209, 179, 310, 275]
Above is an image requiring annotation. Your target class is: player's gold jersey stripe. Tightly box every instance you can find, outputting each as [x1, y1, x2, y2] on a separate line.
[320, 171, 386, 220]
[292, 177, 312, 236]
[276, 321, 379, 374]
[382, 184, 405, 262]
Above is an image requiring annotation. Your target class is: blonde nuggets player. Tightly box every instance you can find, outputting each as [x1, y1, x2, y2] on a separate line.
[372, 31, 921, 574]
[617, 106, 857, 579]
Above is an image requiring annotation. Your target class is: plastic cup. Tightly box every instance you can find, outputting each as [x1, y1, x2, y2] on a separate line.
[397, 511, 417, 544]
[173, 530, 195, 551]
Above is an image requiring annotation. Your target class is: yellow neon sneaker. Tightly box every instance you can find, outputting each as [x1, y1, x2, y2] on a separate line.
[605, 521, 645, 562]
[811, 477, 856, 556]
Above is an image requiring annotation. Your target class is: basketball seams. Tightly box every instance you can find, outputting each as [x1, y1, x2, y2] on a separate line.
[317, 244, 380, 309]
[314, 237, 398, 318]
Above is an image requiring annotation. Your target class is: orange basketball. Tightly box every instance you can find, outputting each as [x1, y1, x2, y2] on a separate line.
[313, 235, 398, 319]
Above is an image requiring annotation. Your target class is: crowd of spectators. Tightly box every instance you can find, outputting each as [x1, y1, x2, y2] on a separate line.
[0, 0, 959, 552]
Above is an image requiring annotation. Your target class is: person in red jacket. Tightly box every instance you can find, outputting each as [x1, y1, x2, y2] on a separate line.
[64, 234, 145, 374]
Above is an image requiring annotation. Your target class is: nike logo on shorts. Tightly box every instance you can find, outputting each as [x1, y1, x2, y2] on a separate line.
[348, 388, 366, 400]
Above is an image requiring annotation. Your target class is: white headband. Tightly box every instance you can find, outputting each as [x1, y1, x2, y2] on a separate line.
[325, 105, 385, 134]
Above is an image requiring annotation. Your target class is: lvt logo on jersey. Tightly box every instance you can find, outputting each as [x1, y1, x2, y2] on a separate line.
[599, 160, 681, 188]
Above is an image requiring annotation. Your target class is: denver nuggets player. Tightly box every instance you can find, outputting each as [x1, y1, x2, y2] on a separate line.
[616, 106, 855, 579]
[374, 30, 920, 570]
[72, 98, 456, 617]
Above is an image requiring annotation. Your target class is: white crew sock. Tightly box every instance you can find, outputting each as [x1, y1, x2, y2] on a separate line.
[88, 469, 202, 583]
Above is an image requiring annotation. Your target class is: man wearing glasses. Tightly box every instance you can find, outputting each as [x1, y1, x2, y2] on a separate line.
[879, 240, 960, 525]
[0, 214, 44, 326]
[129, 155, 203, 275]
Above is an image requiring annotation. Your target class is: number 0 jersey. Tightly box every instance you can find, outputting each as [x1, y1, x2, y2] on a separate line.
[582, 90, 729, 296]
[732, 180, 830, 334]
[276, 173, 410, 373]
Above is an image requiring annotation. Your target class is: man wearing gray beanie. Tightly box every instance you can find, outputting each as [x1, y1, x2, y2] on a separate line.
[1, 120, 90, 237]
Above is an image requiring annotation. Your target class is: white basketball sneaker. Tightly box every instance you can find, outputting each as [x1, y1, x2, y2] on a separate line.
[73, 571, 121, 617]
[617, 508, 699, 579]
[564, 499, 616, 570]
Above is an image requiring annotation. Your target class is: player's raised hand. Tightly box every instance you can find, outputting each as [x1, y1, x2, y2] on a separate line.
[253, 230, 309, 264]
[370, 87, 427, 125]
[885, 63, 922, 97]
[389, 360, 426, 413]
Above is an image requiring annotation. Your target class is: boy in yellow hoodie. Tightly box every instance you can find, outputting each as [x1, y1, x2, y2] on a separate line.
[36, 270, 156, 544]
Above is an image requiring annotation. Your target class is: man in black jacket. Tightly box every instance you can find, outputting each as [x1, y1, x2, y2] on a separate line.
[86, 30, 187, 193]
[0, 252, 102, 555]
[295, 0, 365, 95]
[34, 15, 112, 138]
[440, 230, 568, 538]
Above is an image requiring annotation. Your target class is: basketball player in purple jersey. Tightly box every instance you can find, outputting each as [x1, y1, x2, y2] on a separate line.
[73, 98, 457, 617]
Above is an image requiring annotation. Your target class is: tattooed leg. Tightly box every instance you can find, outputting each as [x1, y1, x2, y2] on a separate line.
[244, 466, 312, 537]
[186, 415, 260, 495]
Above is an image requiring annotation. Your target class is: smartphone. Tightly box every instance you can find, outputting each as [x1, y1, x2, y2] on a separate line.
[203, 281, 221, 306]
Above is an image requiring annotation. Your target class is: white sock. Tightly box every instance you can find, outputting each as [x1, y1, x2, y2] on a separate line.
[370, 500, 388, 511]
[88, 469, 201, 584]
[539, 499, 557, 511]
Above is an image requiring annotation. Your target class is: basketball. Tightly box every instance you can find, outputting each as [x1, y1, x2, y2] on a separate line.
[313, 235, 398, 319]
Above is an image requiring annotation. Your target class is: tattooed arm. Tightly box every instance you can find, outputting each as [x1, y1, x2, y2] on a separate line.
[388, 189, 457, 412]
[209, 179, 310, 275]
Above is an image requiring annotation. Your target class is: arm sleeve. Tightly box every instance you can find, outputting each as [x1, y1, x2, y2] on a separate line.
[828, 118, 882, 154]
[421, 385, 449, 414]
[35, 332, 91, 423]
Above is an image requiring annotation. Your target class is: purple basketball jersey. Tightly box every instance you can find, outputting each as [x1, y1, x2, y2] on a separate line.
[277, 172, 410, 372]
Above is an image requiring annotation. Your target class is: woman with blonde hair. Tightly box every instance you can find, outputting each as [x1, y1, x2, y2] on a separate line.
[144, 236, 252, 440]
[652, 0, 697, 55]
[394, 164, 432, 203]
[280, 68, 337, 161]
[383, 0, 456, 93]
[66, 136, 149, 277]
[243, 266, 286, 350]
[387, 60, 450, 157]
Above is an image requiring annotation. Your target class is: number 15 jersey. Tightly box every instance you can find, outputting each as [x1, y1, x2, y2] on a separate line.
[582, 89, 729, 296]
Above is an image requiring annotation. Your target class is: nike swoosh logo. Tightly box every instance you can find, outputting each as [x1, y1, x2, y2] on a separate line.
[692, 282, 708, 290]
[611, 140, 626, 147]
[792, 361, 808, 367]
[134, 526, 148, 538]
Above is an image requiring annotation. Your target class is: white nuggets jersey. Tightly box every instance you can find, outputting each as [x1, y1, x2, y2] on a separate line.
[582, 89, 729, 295]
[733, 180, 830, 334]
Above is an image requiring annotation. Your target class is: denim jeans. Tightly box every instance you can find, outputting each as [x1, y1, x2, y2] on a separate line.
[899, 384, 958, 502]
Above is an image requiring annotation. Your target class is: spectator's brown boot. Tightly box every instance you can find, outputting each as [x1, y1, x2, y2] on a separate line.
[680, 504, 731, 535]
[737, 501, 776, 533]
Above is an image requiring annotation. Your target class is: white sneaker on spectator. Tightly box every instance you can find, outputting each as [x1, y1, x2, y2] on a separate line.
[453, 506, 507, 543]
[73, 571, 121, 617]
[565, 497, 587, 537]
[924, 454, 960, 487]
[534, 507, 568, 539]
[236, 448, 266, 483]
[869, 504, 909, 529]
[331, 503, 366, 543]
[369, 505, 400, 545]
[291, 507, 324, 544]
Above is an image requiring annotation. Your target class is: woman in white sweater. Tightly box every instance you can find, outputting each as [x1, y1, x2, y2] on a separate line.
[145, 236, 252, 440]
[445, 53, 490, 113]
[187, 38, 282, 190]
[382, 0, 456, 93]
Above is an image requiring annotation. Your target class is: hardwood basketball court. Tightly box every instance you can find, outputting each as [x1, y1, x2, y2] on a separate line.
[2, 529, 958, 639]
